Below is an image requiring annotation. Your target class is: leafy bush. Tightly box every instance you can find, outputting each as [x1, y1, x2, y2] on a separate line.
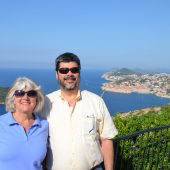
[113, 105, 170, 170]
[113, 105, 170, 137]
[0, 87, 9, 103]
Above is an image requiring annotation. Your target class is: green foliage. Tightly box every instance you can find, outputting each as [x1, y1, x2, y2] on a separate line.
[113, 106, 170, 169]
[113, 68, 138, 76]
[0, 87, 9, 103]
[107, 68, 140, 77]
[166, 88, 170, 94]
[114, 128, 170, 169]
[113, 106, 170, 137]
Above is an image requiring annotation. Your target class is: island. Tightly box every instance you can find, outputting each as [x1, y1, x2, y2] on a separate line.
[0, 87, 9, 104]
[101, 68, 170, 98]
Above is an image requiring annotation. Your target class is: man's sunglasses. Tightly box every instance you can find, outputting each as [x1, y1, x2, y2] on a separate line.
[14, 90, 37, 98]
[58, 67, 80, 74]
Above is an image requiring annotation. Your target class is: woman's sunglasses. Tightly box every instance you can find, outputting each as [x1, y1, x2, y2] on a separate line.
[58, 67, 80, 74]
[14, 90, 37, 98]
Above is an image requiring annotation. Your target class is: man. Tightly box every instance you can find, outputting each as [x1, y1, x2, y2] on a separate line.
[43, 52, 118, 170]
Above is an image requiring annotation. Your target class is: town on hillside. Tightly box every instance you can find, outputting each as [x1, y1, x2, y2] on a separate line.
[102, 68, 170, 98]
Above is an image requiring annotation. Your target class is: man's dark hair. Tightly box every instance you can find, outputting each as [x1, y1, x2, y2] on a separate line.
[55, 52, 81, 71]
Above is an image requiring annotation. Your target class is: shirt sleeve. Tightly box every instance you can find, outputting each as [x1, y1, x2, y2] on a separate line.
[99, 98, 118, 139]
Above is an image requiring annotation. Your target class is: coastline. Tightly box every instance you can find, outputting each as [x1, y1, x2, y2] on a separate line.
[101, 69, 170, 99]
[117, 105, 162, 118]
[0, 87, 9, 104]
[101, 85, 170, 99]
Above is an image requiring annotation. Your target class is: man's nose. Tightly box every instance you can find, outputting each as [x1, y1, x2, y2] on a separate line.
[67, 70, 73, 75]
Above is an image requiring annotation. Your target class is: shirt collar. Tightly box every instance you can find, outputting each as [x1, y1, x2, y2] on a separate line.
[59, 89, 82, 101]
[7, 112, 41, 127]
[33, 114, 41, 127]
[7, 112, 18, 126]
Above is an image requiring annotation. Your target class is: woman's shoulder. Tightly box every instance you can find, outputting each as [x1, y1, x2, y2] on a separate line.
[0, 112, 11, 125]
[0, 112, 10, 119]
[34, 114, 49, 130]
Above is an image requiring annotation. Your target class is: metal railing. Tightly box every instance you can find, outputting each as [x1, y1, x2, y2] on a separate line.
[113, 124, 170, 170]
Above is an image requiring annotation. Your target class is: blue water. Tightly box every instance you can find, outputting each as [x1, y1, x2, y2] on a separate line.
[0, 68, 170, 116]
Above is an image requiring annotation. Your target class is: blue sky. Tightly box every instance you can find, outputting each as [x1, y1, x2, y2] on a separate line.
[0, 0, 170, 70]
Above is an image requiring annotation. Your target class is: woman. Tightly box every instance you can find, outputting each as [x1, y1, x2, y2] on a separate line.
[0, 77, 48, 170]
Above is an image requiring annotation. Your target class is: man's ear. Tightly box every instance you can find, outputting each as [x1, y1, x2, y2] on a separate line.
[56, 72, 59, 80]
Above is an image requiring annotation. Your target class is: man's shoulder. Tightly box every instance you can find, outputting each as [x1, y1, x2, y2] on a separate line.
[81, 90, 102, 100]
[47, 90, 60, 100]
[38, 91, 60, 119]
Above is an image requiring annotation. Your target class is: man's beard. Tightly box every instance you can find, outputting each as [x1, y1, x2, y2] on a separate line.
[59, 75, 80, 90]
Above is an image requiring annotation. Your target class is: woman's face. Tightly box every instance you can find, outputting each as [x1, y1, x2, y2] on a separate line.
[13, 88, 37, 115]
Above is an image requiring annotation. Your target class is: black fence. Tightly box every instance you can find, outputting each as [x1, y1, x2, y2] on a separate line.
[113, 124, 170, 170]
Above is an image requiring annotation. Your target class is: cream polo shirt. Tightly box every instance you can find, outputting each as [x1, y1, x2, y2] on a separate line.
[44, 90, 118, 170]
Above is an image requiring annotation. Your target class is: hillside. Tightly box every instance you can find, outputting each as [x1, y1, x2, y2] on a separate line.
[117, 105, 163, 118]
[112, 68, 140, 76]
[113, 105, 170, 137]
[0, 87, 9, 103]
[102, 68, 170, 98]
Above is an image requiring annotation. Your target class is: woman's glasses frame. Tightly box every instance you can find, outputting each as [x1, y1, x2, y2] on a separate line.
[14, 90, 37, 98]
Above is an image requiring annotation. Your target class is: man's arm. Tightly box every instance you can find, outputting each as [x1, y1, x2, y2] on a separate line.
[42, 155, 47, 170]
[100, 139, 114, 170]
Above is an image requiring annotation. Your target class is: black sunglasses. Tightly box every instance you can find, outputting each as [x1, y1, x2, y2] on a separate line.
[14, 90, 37, 98]
[58, 67, 80, 74]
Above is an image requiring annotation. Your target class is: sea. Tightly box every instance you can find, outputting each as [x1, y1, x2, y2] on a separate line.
[0, 68, 170, 116]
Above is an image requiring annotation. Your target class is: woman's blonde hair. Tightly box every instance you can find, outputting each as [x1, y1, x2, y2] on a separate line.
[5, 77, 45, 113]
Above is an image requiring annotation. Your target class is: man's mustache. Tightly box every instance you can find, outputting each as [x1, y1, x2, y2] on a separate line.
[64, 76, 76, 81]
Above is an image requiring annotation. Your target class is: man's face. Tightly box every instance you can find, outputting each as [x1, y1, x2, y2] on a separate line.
[56, 61, 80, 91]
